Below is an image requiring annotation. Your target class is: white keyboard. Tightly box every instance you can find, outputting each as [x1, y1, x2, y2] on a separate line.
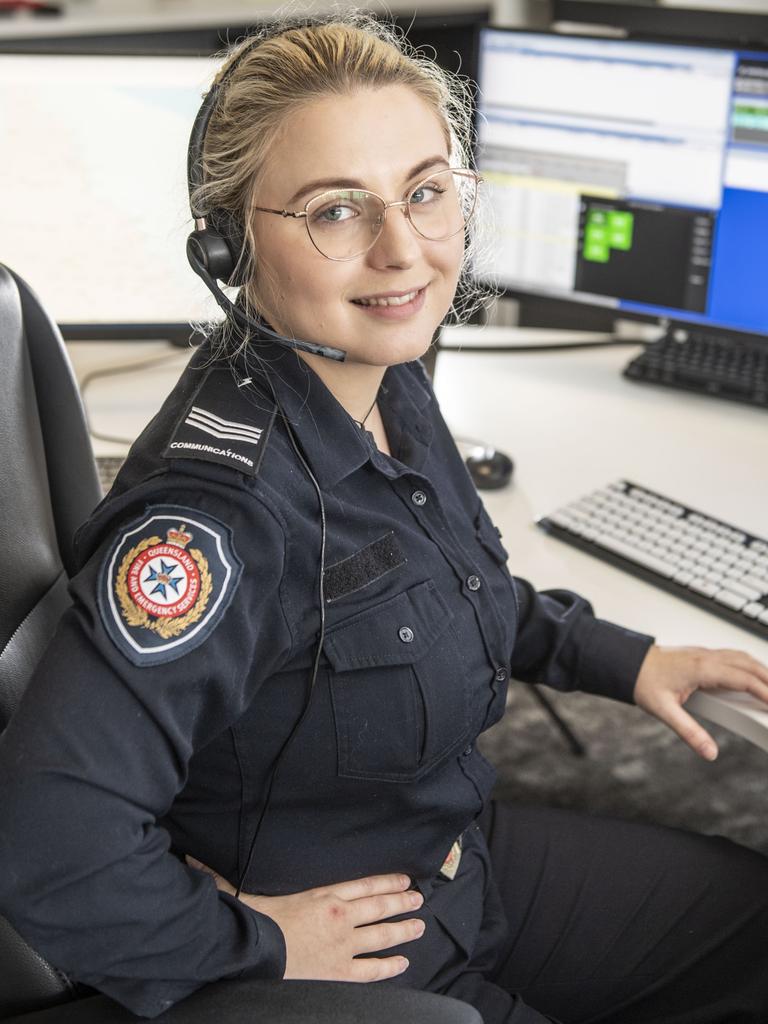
[538, 480, 768, 641]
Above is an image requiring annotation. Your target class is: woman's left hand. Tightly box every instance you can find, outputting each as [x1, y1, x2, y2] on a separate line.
[633, 644, 768, 760]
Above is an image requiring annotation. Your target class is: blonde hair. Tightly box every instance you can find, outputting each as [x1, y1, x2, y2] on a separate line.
[192, 11, 491, 350]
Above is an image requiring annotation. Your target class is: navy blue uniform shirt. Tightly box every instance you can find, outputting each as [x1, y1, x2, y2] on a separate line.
[0, 340, 654, 1017]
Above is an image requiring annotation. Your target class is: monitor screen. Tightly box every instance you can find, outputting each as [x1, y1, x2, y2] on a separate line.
[476, 29, 768, 339]
[0, 13, 487, 339]
[0, 53, 220, 331]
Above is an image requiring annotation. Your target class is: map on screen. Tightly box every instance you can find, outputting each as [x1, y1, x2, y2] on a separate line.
[1, 53, 223, 327]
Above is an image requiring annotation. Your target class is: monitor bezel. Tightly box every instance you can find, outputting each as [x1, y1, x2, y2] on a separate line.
[552, 1, 768, 52]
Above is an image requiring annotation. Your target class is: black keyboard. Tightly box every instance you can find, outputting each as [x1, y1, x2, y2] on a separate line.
[537, 481, 768, 641]
[624, 329, 768, 409]
[96, 455, 125, 495]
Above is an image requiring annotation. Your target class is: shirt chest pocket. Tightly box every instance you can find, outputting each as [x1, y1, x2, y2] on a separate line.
[475, 506, 518, 599]
[323, 580, 471, 783]
[475, 505, 510, 565]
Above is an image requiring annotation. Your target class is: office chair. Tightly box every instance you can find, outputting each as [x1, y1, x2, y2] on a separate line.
[0, 264, 479, 1024]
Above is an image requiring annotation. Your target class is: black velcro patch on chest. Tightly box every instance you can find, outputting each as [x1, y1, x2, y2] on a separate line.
[324, 532, 407, 603]
[163, 367, 275, 478]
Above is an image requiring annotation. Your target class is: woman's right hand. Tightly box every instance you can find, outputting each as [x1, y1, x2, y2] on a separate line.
[186, 857, 425, 981]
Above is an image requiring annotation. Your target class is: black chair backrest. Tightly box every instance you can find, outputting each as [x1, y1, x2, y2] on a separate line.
[0, 264, 101, 730]
[0, 264, 102, 1016]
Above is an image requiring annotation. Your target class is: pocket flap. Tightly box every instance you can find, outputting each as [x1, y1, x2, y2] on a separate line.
[324, 580, 452, 671]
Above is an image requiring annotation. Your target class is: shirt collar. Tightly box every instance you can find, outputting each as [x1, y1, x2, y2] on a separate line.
[234, 340, 434, 489]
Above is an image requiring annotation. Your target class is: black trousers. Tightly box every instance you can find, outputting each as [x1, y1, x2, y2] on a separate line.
[443, 802, 768, 1024]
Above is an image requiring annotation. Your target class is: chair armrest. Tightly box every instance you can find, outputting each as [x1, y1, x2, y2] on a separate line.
[4, 978, 482, 1024]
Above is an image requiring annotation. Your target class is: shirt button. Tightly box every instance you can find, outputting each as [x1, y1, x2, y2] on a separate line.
[398, 626, 415, 643]
[411, 490, 427, 506]
[466, 574, 482, 592]
[495, 668, 508, 683]
[462, 744, 474, 756]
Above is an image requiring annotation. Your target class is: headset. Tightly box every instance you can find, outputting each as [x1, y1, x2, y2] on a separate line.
[185, 32, 346, 363]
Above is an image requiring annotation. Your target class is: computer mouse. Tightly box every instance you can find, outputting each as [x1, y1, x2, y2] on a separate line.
[465, 448, 514, 490]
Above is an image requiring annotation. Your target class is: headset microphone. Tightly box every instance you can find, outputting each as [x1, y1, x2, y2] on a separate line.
[186, 235, 347, 361]
[186, 46, 346, 362]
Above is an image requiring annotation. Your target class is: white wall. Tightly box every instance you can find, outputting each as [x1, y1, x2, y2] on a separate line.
[0, 0, 554, 39]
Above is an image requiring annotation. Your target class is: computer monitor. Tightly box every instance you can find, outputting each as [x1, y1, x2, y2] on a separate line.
[0, 53, 220, 340]
[0, 12, 487, 344]
[475, 28, 768, 342]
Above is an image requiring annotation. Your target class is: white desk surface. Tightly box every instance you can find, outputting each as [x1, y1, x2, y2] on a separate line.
[68, 329, 768, 752]
[68, 340, 195, 458]
[435, 328, 768, 753]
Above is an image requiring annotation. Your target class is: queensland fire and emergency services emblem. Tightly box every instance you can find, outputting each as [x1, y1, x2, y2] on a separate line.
[99, 505, 242, 666]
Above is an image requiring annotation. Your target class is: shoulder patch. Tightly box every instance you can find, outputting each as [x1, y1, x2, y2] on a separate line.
[98, 505, 243, 666]
[163, 367, 275, 477]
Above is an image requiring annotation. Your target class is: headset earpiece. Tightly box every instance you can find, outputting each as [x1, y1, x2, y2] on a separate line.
[186, 226, 236, 284]
[186, 205, 248, 287]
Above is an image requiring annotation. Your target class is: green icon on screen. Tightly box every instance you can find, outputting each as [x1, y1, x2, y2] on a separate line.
[584, 241, 609, 262]
[607, 211, 633, 249]
[583, 208, 634, 262]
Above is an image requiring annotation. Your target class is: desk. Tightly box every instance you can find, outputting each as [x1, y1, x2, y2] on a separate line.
[435, 329, 768, 752]
[67, 340, 195, 458]
[68, 332, 768, 752]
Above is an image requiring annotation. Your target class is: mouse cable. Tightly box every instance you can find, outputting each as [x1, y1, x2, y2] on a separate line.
[78, 347, 194, 446]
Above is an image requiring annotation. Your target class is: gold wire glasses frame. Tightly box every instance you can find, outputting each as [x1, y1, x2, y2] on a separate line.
[252, 167, 482, 262]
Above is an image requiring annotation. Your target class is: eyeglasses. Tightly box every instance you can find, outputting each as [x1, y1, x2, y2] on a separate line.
[252, 167, 481, 261]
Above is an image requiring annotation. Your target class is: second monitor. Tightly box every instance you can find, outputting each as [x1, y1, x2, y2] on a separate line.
[475, 28, 768, 347]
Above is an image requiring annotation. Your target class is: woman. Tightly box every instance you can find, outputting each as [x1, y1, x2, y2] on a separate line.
[1, 15, 767, 1023]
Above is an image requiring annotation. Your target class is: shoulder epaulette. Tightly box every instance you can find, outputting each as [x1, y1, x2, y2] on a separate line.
[162, 366, 275, 478]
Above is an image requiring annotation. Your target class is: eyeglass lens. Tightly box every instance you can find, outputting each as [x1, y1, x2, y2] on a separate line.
[304, 169, 477, 260]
